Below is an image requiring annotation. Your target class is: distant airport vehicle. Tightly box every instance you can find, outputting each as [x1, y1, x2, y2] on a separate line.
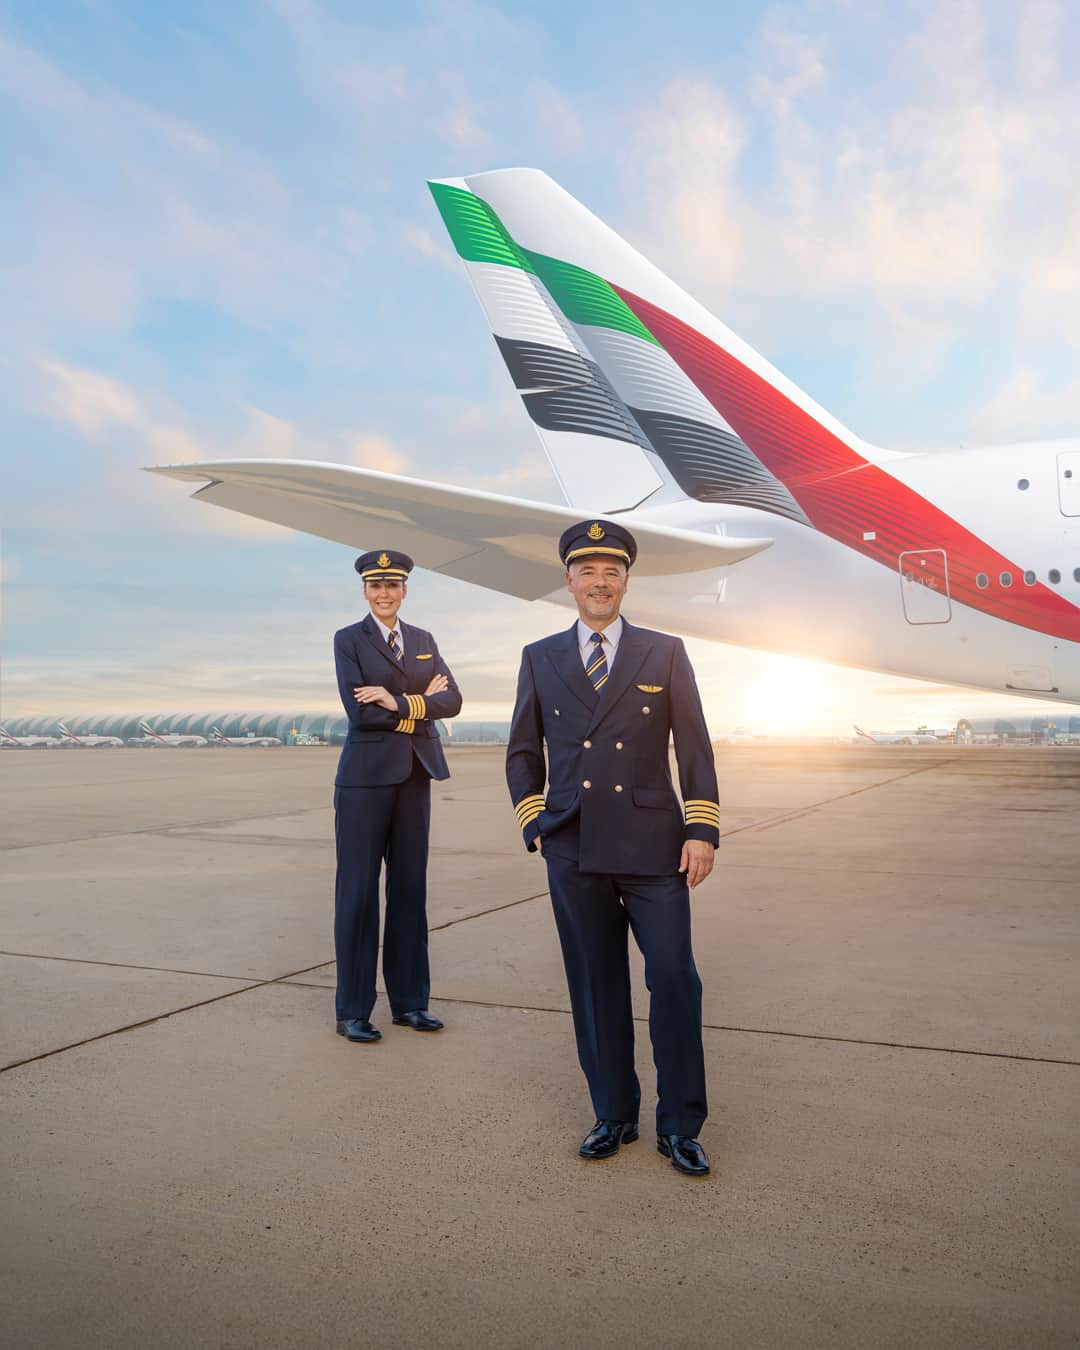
[152, 169, 1080, 706]
[57, 722, 125, 749]
[128, 720, 209, 748]
[0, 725, 64, 748]
[208, 726, 282, 748]
[854, 725, 944, 746]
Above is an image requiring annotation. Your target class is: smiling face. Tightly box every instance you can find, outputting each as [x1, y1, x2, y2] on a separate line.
[566, 555, 629, 627]
[364, 577, 406, 627]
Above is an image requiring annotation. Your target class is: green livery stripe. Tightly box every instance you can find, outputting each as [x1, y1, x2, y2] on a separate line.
[429, 181, 658, 347]
[523, 250, 659, 346]
[428, 182, 533, 272]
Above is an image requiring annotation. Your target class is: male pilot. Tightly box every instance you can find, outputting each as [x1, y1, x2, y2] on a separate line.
[506, 521, 719, 1177]
[332, 549, 462, 1043]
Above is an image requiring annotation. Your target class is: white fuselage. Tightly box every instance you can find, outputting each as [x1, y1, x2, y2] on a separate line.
[541, 440, 1080, 703]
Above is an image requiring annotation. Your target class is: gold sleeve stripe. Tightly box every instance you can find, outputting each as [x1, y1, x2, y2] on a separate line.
[684, 800, 720, 809]
[393, 718, 416, 734]
[685, 811, 720, 822]
[514, 795, 545, 825]
[685, 815, 720, 825]
[405, 694, 427, 720]
[685, 808, 720, 819]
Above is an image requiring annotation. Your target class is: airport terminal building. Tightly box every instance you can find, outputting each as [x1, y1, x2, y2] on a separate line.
[0, 713, 509, 746]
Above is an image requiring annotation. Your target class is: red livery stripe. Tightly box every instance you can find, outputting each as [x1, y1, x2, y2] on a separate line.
[614, 284, 1080, 644]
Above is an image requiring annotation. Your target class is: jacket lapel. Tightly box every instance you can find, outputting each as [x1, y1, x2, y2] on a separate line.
[546, 623, 596, 713]
[399, 620, 426, 691]
[585, 621, 651, 737]
[357, 613, 403, 678]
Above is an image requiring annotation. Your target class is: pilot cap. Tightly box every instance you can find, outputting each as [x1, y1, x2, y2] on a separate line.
[558, 519, 637, 569]
[355, 549, 414, 580]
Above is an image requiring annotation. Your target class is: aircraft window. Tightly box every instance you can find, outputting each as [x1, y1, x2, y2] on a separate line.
[1017, 478, 1029, 490]
[1074, 568, 1080, 582]
[999, 571, 1013, 587]
[976, 573, 989, 589]
[1049, 569, 1061, 584]
[1023, 570, 1036, 585]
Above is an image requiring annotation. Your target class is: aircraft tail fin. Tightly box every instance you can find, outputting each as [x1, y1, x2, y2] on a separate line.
[430, 169, 902, 524]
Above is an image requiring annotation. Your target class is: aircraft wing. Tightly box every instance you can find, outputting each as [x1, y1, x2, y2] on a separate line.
[147, 459, 773, 601]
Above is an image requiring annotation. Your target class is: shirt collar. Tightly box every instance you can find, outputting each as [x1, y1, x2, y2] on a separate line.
[577, 615, 623, 652]
[371, 613, 402, 646]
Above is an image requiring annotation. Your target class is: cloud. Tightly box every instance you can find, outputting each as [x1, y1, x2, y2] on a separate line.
[348, 432, 411, 474]
[971, 366, 1080, 441]
[624, 1, 1080, 383]
[37, 360, 141, 436]
[31, 358, 300, 538]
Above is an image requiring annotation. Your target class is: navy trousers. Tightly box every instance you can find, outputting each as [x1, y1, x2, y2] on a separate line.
[334, 758, 432, 1021]
[545, 854, 707, 1137]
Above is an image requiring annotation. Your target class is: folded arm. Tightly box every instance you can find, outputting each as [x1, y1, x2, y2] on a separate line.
[335, 635, 400, 730]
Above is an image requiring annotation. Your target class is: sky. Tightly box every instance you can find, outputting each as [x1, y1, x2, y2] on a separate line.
[1, 0, 1078, 734]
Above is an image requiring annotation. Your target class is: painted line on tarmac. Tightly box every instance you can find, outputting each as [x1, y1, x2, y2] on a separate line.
[0, 805, 326, 853]
[0, 949, 266, 982]
[344, 992, 1077, 1069]
[0, 888, 555, 1074]
[718, 759, 961, 838]
[0, 954, 341, 1075]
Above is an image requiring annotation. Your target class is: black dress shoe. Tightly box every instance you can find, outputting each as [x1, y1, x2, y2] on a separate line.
[336, 1018, 381, 1043]
[657, 1134, 710, 1176]
[578, 1119, 639, 1160]
[391, 1009, 444, 1031]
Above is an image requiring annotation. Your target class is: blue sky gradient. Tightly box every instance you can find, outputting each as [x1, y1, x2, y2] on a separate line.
[2, 0, 1078, 731]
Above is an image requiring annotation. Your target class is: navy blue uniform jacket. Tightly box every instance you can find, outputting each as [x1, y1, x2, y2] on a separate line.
[334, 614, 462, 787]
[506, 620, 720, 874]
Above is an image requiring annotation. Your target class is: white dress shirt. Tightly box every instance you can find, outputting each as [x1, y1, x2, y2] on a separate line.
[576, 616, 623, 673]
[372, 614, 404, 657]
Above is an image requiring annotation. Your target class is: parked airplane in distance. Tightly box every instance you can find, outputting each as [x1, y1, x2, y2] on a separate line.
[57, 721, 125, 749]
[128, 720, 209, 748]
[208, 726, 282, 748]
[151, 168, 1080, 706]
[853, 725, 945, 746]
[0, 725, 64, 748]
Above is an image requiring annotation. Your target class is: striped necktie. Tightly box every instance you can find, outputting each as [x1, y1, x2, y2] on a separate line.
[387, 629, 403, 662]
[586, 631, 609, 693]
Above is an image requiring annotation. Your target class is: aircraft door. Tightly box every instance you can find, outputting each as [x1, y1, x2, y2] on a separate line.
[1058, 451, 1080, 516]
[899, 549, 951, 624]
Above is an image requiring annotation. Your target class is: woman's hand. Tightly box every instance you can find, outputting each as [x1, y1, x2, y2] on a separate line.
[353, 685, 398, 711]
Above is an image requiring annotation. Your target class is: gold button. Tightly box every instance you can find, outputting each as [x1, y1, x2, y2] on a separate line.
[614, 785, 623, 792]
[583, 739, 592, 748]
[615, 741, 623, 750]
[583, 780, 591, 789]
[642, 706, 651, 714]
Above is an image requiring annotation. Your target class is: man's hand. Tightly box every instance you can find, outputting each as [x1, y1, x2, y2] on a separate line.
[353, 685, 398, 711]
[424, 673, 449, 696]
[678, 839, 714, 889]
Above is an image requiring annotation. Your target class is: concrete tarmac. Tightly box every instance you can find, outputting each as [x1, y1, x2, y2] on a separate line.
[1, 745, 1077, 1349]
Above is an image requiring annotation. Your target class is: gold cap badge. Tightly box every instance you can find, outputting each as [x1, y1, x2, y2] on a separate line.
[377, 552, 391, 568]
[587, 522, 604, 540]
